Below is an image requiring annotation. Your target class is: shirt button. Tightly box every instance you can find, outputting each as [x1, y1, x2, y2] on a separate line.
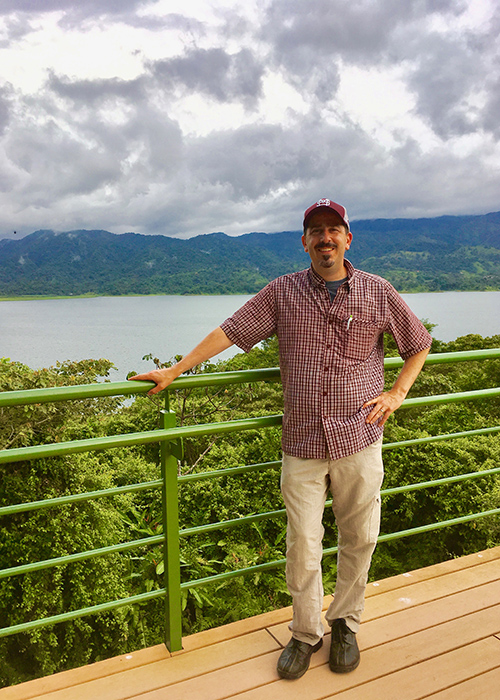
[323, 391, 328, 397]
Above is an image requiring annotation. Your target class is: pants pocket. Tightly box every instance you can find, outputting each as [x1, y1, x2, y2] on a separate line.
[367, 495, 381, 543]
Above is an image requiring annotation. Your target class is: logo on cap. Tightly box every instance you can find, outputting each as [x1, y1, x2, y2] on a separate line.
[317, 198, 331, 207]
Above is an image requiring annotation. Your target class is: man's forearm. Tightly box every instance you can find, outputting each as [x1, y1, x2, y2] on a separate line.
[364, 346, 430, 425]
[389, 346, 431, 401]
[170, 327, 234, 378]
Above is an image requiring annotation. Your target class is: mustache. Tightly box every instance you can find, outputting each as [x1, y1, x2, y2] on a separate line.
[314, 242, 337, 250]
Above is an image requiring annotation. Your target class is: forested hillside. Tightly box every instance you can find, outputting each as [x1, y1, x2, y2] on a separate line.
[1, 331, 499, 686]
[1, 210, 500, 296]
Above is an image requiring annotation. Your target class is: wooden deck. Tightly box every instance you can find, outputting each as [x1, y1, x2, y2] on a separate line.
[2, 546, 500, 700]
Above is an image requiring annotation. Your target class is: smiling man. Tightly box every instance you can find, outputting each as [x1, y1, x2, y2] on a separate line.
[130, 198, 432, 680]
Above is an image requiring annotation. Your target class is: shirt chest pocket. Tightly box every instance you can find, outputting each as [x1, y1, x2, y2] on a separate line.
[342, 316, 382, 361]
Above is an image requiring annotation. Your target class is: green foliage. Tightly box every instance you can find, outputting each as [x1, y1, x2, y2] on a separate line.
[1, 329, 499, 686]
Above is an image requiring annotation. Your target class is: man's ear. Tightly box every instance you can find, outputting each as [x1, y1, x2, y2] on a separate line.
[301, 233, 308, 252]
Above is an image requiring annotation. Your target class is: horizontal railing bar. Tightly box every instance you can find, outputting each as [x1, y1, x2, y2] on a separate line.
[178, 460, 282, 483]
[0, 415, 283, 464]
[0, 480, 163, 517]
[0, 588, 166, 639]
[1, 349, 498, 409]
[180, 508, 287, 537]
[381, 465, 500, 496]
[0, 463, 282, 517]
[180, 557, 288, 589]
[383, 347, 500, 369]
[0, 368, 282, 407]
[382, 426, 500, 449]
[375, 507, 500, 543]
[0, 380, 149, 407]
[0, 535, 164, 579]
[400, 387, 500, 408]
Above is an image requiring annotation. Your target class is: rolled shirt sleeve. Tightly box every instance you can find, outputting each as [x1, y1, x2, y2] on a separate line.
[220, 282, 278, 352]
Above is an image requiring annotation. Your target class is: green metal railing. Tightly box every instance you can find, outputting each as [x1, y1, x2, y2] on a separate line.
[0, 349, 500, 651]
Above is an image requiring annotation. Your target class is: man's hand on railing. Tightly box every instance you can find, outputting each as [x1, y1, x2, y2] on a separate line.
[128, 366, 180, 396]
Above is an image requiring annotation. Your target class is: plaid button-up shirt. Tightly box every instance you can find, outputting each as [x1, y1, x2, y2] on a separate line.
[220, 261, 432, 460]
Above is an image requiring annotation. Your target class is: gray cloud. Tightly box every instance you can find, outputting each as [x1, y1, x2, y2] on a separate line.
[49, 73, 146, 104]
[482, 74, 500, 137]
[0, 13, 35, 47]
[0, 0, 145, 16]
[0, 86, 11, 136]
[263, 0, 466, 66]
[259, 0, 472, 107]
[186, 117, 375, 201]
[150, 47, 265, 108]
[406, 33, 484, 139]
[5, 119, 121, 205]
[0, 1, 182, 33]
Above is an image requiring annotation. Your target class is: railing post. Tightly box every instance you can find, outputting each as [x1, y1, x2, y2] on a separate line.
[160, 392, 183, 652]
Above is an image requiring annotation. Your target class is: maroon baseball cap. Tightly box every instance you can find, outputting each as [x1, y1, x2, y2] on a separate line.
[303, 198, 350, 231]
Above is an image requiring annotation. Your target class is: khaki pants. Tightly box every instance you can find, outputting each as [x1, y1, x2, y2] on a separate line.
[281, 438, 384, 644]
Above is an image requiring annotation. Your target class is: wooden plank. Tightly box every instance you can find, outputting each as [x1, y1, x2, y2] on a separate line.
[132, 649, 286, 700]
[363, 557, 500, 621]
[24, 630, 280, 700]
[321, 637, 500, 700]
[360, 578, 500, 650]
[362, 546, 500, 599]
[423, 664, 500, 700]
[177, 605, 293, 654]
[0, 646, 170, 700]
[228, 604, 500, 699]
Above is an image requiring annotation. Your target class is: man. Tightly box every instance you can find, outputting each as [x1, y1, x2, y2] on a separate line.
[130, 198, 432, 680]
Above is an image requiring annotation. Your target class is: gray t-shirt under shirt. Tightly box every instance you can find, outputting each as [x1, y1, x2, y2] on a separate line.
[325, 277, 348, 302]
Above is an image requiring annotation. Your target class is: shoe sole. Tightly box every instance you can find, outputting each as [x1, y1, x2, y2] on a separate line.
[329, 656, 360, 674]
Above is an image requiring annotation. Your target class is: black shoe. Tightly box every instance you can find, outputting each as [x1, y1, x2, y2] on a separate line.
[277, 637, 323, 680]
[329, 618, 360, 673]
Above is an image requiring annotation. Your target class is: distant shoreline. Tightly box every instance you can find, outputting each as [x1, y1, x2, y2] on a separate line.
[1, 288, 500, 302]
[0, 292, 250, 302]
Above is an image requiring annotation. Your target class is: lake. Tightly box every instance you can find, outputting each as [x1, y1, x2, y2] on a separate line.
[1, 291, 499, 379]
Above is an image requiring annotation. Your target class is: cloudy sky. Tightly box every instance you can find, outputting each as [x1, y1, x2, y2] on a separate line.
[0, 0, 499, 239]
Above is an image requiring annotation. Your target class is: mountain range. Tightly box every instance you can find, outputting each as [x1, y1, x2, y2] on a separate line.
[1, 211, 500, 296]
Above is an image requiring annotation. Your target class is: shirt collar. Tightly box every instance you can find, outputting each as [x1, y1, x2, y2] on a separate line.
[308, 259, 356, 290]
